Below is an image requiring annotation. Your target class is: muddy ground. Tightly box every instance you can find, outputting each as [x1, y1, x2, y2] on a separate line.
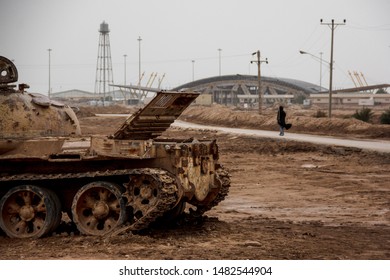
[0, 104, 389, 260]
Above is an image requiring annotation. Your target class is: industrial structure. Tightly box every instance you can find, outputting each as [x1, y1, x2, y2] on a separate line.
[94, 21, 114, 102]
[111, 72, 166, 104]
[51, 72, 389, 108]
[173, 74, 324, 107]
[312, 84, 390, 106]
[171, 75, 389, 107]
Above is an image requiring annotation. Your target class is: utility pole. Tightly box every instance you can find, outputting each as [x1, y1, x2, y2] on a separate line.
[319, 51, 323, 90]
[320, 19, 346, 118]
[251, 50, 268, 114]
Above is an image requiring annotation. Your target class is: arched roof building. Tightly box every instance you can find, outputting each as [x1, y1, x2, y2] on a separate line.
[173, 74, 325, 105]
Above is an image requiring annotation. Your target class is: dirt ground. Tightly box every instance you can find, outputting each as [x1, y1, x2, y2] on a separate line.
[1, 104, 389, 260]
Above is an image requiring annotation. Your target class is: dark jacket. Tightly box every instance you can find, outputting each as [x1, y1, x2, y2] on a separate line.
[277, 106, 286, 127]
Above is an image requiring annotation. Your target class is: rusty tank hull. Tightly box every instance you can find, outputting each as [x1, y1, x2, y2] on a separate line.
[0, 56, 230, 238]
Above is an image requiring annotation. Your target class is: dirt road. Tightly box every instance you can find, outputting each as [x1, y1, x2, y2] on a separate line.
[174, 120, 390, 153]
[1, 106, 389, 260]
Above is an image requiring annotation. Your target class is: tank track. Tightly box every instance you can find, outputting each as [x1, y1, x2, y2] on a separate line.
[123, 168, 179, 231]
[0, 169, 136, 182]
[1, 167, 229, 236]
[109, 166, 230, 235]
[104, 168, 179, 236]
[2, 168, 180, 236]
[1, 169, 178, 224]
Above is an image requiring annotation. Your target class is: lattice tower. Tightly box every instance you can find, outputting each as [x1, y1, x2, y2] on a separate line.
[94, 21, 114, 101]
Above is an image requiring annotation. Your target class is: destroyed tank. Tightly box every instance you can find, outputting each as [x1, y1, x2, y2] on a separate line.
[0, 56, 230, 238]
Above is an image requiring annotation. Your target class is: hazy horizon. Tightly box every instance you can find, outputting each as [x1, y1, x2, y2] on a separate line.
[1, 0, 389, 94]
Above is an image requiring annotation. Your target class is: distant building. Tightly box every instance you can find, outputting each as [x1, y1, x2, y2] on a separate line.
[50, 89, 142, 105]
[309, 84, 390, 106]
[50, 89, 95, 100]
[310, 93, 390, 106]
[174, 74, 324, 106]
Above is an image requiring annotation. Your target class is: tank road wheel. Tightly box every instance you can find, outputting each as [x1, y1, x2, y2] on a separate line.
[129, 174, 161, 221]
[71, 181, 126, 236]
[0, 185, 61, 238]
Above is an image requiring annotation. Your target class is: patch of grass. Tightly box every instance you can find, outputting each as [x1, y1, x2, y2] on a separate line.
[313, 110, 327, 118]
[352, 107, 374, 123]
[380, 108, 390, 124]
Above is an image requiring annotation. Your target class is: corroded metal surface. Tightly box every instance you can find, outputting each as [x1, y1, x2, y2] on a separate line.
[0, 185, 61, 238]
[0, 92, 81, 138]
[71, 181, 126, 235]
[113, 91, 199, 140]
[0, 57, 81, 138]
[121, 168, 178, 231]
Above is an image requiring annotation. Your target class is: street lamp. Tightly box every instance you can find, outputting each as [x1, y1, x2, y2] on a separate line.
[251, 50, 268, 115]
[299, 50, 328, 90]
[191, 60, 195, 81]
[137, 36, 142, 96]
[123, 54, 127, 85]
[218, 48, 222, 76]
[137, 36, 142, 82]
[47, 48, 52, 98]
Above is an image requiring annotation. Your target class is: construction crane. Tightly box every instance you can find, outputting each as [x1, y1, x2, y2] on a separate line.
[360, 72, 369, 87]
[348, 71, 358, 87]
[349, 71, 371, 92]
[354, 71, 365, 87]
[110, 72, 166, 102]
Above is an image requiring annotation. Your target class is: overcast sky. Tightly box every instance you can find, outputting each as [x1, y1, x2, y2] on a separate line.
[1, 0, 389, 94]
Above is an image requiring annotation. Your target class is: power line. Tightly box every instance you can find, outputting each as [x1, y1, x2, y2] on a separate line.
[346, 22, 390, 31]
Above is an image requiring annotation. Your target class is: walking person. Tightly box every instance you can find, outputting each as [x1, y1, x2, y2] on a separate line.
[277, 106, 286, 136]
